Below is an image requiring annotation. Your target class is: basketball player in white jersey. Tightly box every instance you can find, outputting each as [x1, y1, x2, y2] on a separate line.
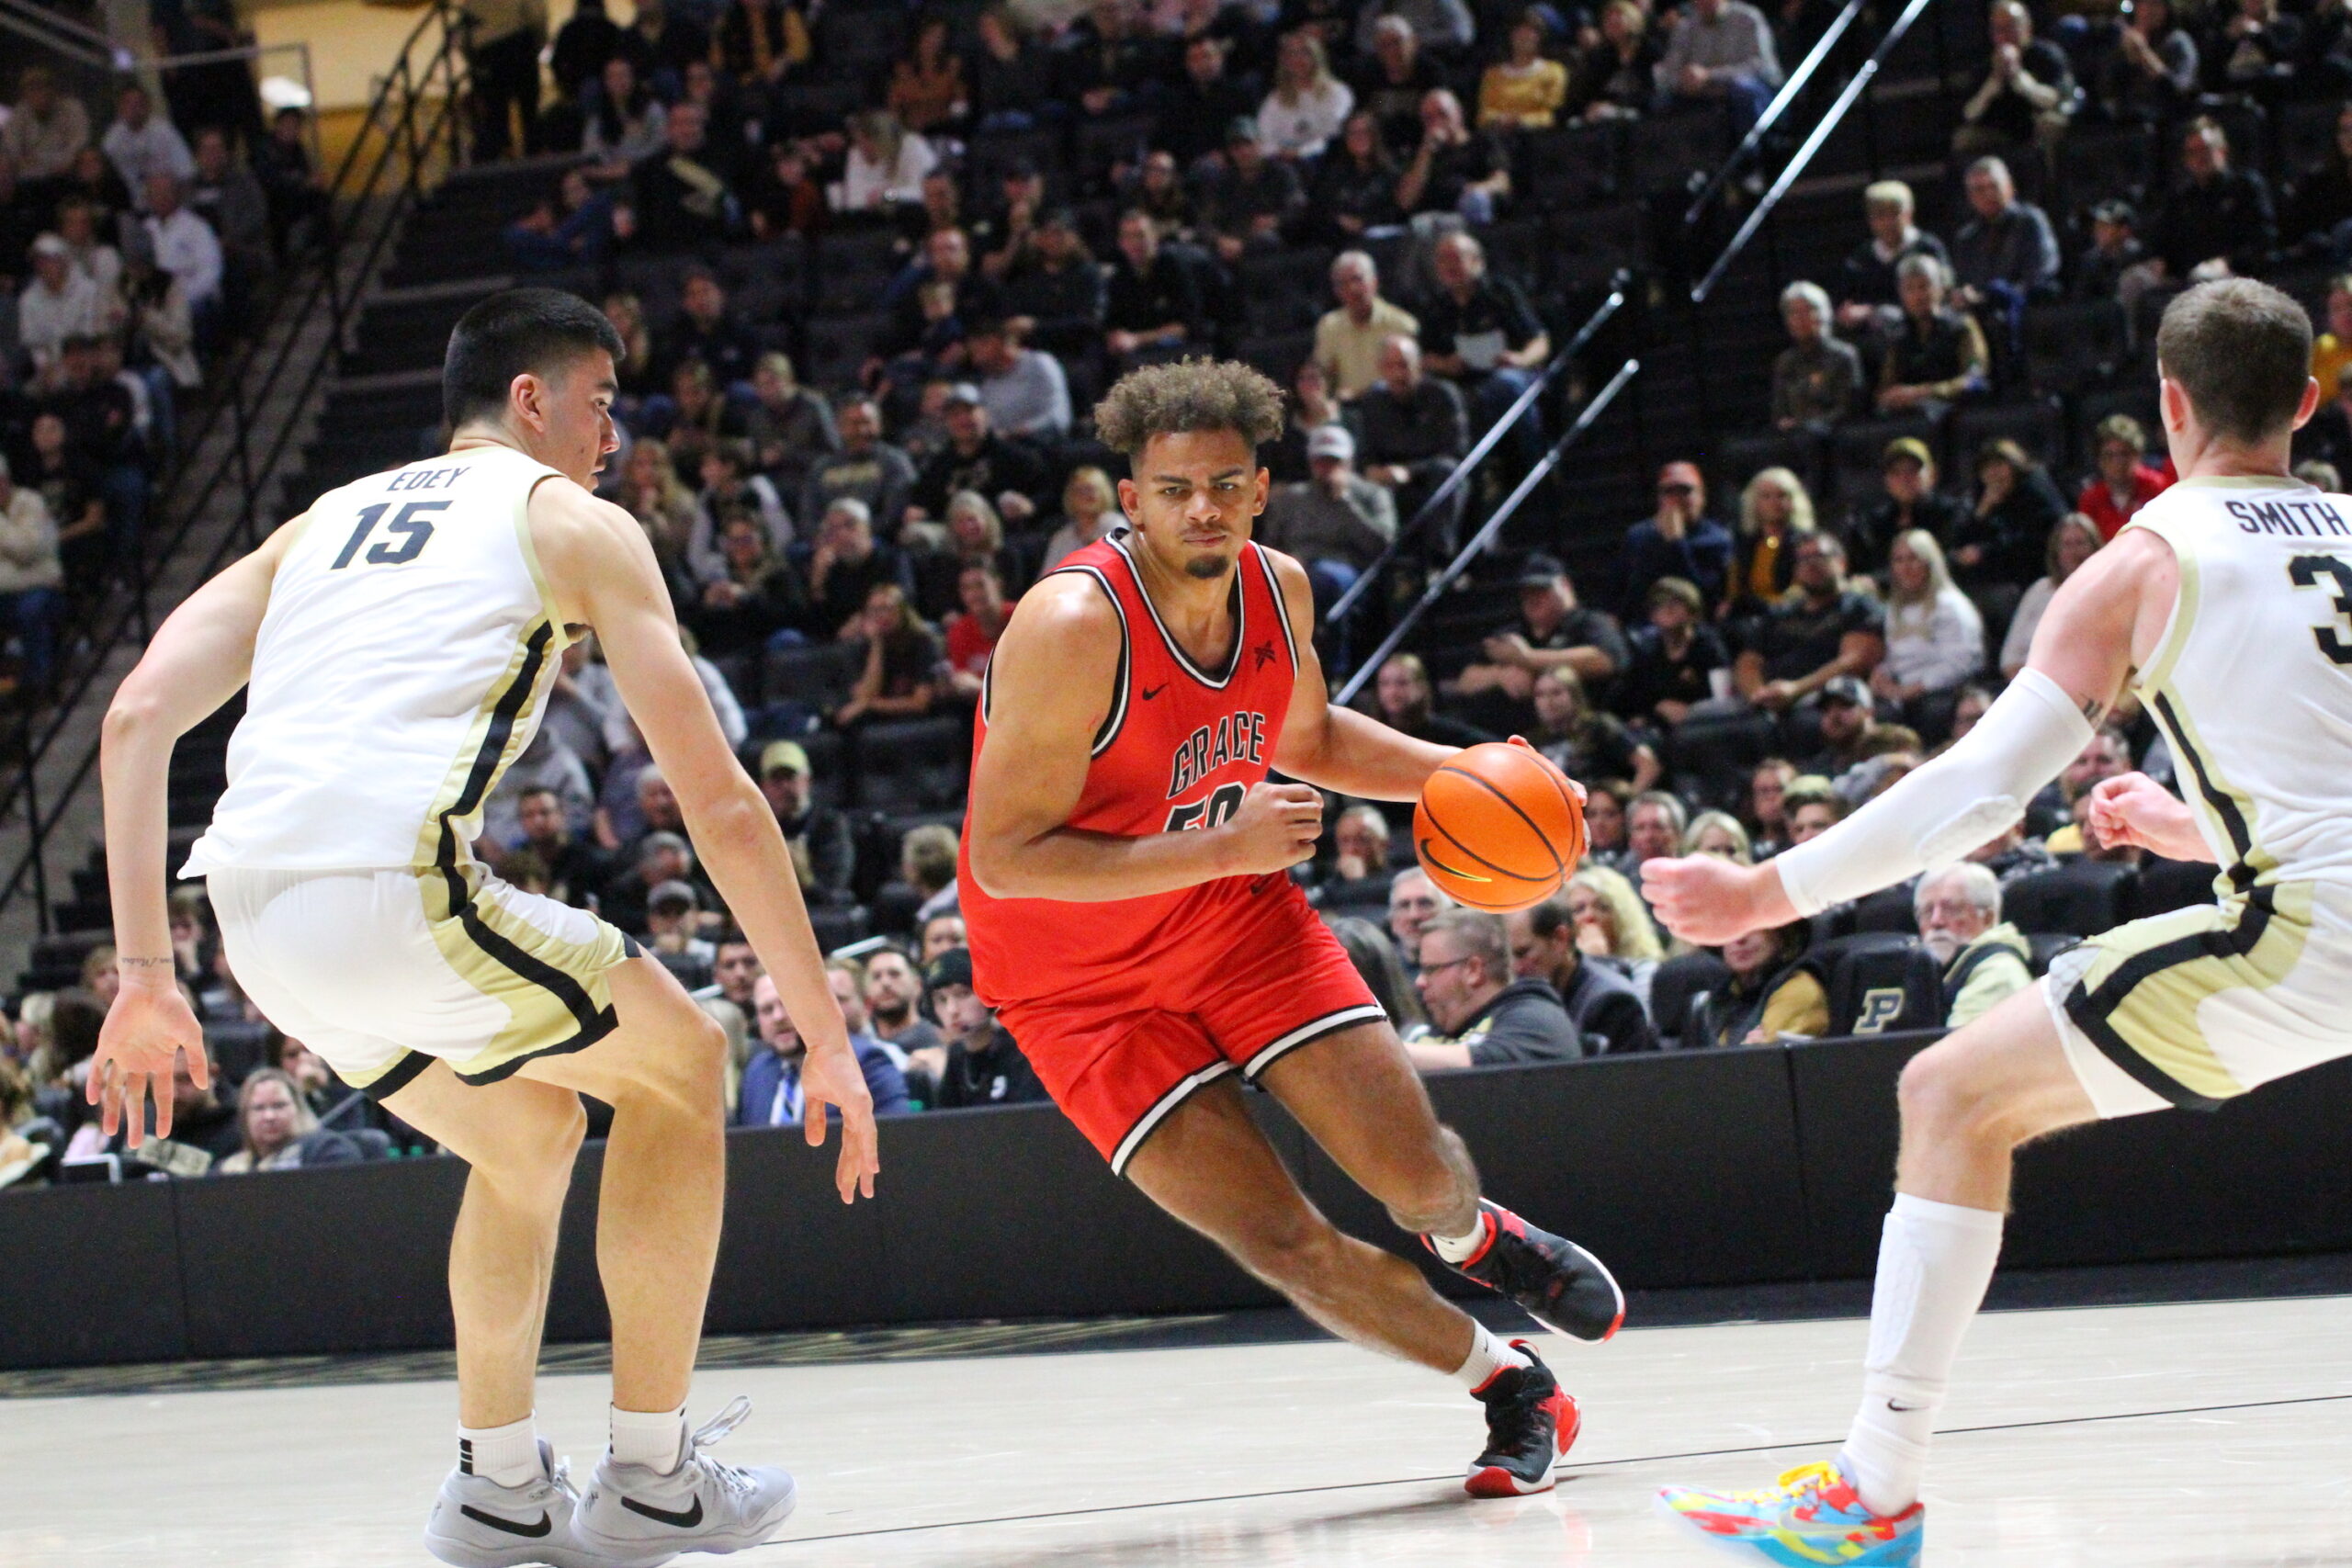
[1643, 277, 2352, 1564]
[88, 289, 878, 1568]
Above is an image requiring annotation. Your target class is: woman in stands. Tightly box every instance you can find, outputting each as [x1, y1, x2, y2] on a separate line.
[1365, 652, 1496, 749]
[1307, 110, 1403, 244]
[1686, 922, 1827, 1047]
[1951, 436, 2065, 592]
[1683, 811, 1754, 864]
[585, 57, 667, 169]
[1725, 466, 1818, 617]
[2001, 513, 2102, 679]
[943, 558, 1013, 701]
[600, 292, 662, 406]
[1528, 667, 1658, 792]
[832, 582, 941, 728]
[888, 16, 967, 132]
[1566, 0, 1659, 122]
[1566, 865, 1666, 1005]
[837, 110, 939, 214]
[1478, 10, 1569, 130]
[1873, 528, 1984, 712]
[1042, 466, 1119, 569]
[1260, 28, 1354, 158]
[216, 1067, 342, 1174]
[1580, 779, 1632, 863]
[691, 513, 811, 657]
[605, 435, 700, 598]
[1326, 914, 1429, 1033]
[1742, 757, 1798, 859]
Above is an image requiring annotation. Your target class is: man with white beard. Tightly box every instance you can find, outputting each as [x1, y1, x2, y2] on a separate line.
[1913, 863, 2033, 1028]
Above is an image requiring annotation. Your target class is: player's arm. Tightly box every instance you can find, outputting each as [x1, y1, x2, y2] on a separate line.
[1645, 529, 2172, 945]
[534, 480, 876, 1201]
[1262, 549, 1457, 801]
[91, 518, 303, 1145]
[965, 573, 1321, 899]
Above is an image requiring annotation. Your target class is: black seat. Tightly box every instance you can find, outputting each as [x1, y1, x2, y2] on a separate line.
[2004, 860, 2139, 939]
[760, 642, 863, 712]
[1849, 882, 1920, 935]
[2127, 855, 2217, 921]
[1948, 396, 2066, 472]
[853, 716, 970, 811]
[1649, 951, 1730, 1048]
[808, 905, 872, 954]
[2026, 931, 2078, 977]
[1516, 122, 1620, 211]
[1816, 932, 1945, 1036]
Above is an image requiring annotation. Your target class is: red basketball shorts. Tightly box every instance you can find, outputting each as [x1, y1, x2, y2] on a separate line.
[996, 883, 1385, 1175]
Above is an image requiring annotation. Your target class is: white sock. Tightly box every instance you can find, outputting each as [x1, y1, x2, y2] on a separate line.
[1429, 1208, 1494, 1264]
[458, 1415, 540, 1489]
[610, 1403, 688, 1473]
[1838, 1193, 2005, 1517]
[1452, 1321, 1532, 1393]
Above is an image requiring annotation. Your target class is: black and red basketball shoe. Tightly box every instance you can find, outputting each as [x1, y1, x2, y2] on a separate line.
[1465, 1344, 1580, 1497]
[1427, 1200, 1624, 1342]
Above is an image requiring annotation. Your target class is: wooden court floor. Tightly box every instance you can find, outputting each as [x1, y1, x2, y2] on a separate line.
[7, 1293, 2350, 1565]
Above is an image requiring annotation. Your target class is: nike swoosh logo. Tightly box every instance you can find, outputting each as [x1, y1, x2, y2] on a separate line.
[459, 1505, 551, 1539]
[621, 1495, 706, 1529]
[1141, 683, 1167, 700]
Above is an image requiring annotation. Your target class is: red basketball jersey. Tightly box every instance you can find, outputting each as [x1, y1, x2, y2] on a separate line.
[960, 532, 1304, 1007]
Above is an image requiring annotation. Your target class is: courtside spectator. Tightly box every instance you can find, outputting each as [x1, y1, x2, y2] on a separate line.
[1686, 922, 1826, 1045]
[1406, 911, 1581, 1070]
[923, 948, 1046, 1107]
[1507, 897, 1657, 1054]
[738, 974, 910, 1126]
[1387, 865, 1451, 971]
[1915, 863, 2033, 1028]
[863, 947, 944, 1057]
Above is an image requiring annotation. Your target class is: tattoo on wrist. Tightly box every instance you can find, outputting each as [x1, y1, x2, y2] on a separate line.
[2079, 695, 2107, 726]
[119, 956, 175, 969]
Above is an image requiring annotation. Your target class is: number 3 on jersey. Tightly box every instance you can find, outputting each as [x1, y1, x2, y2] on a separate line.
[2290, 554, 2352, 665]
[1167, 782, 1246, 832]
[333, 500, 447, 570]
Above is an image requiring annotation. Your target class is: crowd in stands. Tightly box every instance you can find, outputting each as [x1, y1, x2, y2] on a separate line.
[0, 62, 330, 702]
[16, 0, 2352, 1188]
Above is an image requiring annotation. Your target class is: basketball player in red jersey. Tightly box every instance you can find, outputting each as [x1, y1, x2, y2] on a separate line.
[961, 360, 1619, 1496]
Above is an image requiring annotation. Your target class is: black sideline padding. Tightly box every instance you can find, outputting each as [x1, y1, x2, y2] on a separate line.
[13, 1036, 2352, 1368]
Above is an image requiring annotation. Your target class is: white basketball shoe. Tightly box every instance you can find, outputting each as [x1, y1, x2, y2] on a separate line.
[425, 1437, 638, 1568]
[571, 1397, 797, 1566]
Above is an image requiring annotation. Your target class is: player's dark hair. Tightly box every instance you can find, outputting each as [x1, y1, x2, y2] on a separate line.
[444, 288, 626, 430]
[1093, 357, 1286, 462]
[2156, 278, 2312, 446]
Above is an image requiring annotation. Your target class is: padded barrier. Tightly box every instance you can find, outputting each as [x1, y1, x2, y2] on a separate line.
[10, 1034, 2352, 1367]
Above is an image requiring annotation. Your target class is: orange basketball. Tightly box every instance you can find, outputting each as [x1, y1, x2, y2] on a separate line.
[1413, 742, 1588, 913]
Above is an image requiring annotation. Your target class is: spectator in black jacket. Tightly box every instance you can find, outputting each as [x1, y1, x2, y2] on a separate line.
[2281, 103, 2352, 261]
[1948, 155, 2059, 352]
[2098, 0, 2200, 127]
[1104, 210, 1205, 369]
[624, 101, 739, 250]
[660, 267, 760, 387]
[1620, 576, 1730, 728]
[1161, 36, 1261, 165]
[1058, 0, 1169, 117]
[1451, 553, 1631, 728]
[1836, 179, 1951, 341]
[1367, 651, 1496, 748]
[801, 398, 917, 537]
[798, 497, 911, 635]
[1734, 533, 1885, 713]
[1951, 437, 2066, 590]
[926, 948, 1048, 1106]
[756, 739, 856, 906]
[1618, 460, 1735, 617]
[1196, 115, 1305, 263]
[1952, 0, 2074, 160]
[906, 386, 1050, 527]
[1877, 253, 1989, 417]
[1406, 911, 1583, 1069]
[2072, 198, 2147, 301]
[1849, 434, 1970, 571]
[510, 784, 610, 909]
[1419, 230, 1548, 463]
[2145, 116, 2277, 282]
[1508, 896, 1658, 1055]
[1354, 334, 1469, 548]
[1001, 209, 1107, 360]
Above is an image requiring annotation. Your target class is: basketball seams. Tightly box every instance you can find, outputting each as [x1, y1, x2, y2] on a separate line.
[1431, 761, 1568, 878]
[1416, 800, 1555, 886]
[1526, 752, 1589, 865]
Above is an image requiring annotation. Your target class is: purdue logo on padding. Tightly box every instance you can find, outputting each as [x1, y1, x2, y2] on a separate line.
[1853, 989, 1907, 1034]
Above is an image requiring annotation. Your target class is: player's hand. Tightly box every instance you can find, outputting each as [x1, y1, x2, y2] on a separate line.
[1222, 782, 1324, 874]
[86, 973, 206, 1151]
[2084, 772, 2211, 861]
[1641, 854, 1794, 947]
[798, 1043, 880, 1203]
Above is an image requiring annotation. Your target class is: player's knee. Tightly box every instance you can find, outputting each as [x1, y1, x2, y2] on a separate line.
[1898, 1041, 2027, 1151]
[1382, 1150, 1477, 1235]
[1227, 1207, 1342, 1287]
[612, 1012, 729, 1117]
[479, 1091, 588, 1187]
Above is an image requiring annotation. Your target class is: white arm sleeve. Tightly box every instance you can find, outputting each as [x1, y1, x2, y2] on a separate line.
[1774, 668, 2095, 918]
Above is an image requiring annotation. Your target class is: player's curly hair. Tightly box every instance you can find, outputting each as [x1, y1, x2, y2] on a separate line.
[1092, 357, 1286, 461]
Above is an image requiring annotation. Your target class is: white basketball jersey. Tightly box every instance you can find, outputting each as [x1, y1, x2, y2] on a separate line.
[183, 444, 573, 877]
[2124, 475, 2352, 892]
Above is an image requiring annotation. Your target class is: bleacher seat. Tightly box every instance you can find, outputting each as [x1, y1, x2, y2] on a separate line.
[802, 313, 891, 394]
[1849, 883, 1920, 935]
[1628, 110, 1730, 196]
[2026, 931, 2077, 978]
[853, 716, 970, 811]
[2057, 125, 2157, 209]
[205, 1021, 275, 1086]
[2127, 855, 2219, 921]
[2022, 300, 2129, 397]
[761, 642, 863, 714]
[1238, 248, 1334, 335]
[1517, 122, 1619, 210]
[1713, 428, 1825, 497]
[2004, 860, 2139, 939]
[1648, 950, 1730, 1048]
[1948, 396, 2067, 474]
[1815, 932, 1944, 1036]
[808, 905, 872, 954]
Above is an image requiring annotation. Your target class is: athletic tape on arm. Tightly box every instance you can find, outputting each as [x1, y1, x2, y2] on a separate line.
[1773, 669, 2095, 918]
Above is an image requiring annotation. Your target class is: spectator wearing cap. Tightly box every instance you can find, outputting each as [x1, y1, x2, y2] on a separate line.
[645, 880, 718, 987]
[1618, 577, 1730, 729]
[1771, 280, 1862, 432]
[1952, 1, 2075, 161]
[924, 949, 1047, 1108]
[1850, 435, 1967, 573]
[1835, 180, 1951, 333]
[1354, 334, 1469, 550]
[968, 318, 1071, 443]
[905, 385, 1050, 529]
[2072, 199, 2147, 303]
[1654, 0, 1782, 130]
[0, 456, 62, 694]
[1507, 897, 1657, 1055]
[1877, 253, 1988, 419]
[1104, 210, 1205, 370]
[1619, 461, 1735, 619]
[1259, 425, 1398, 613]
[1734, 536, 1884, 714]
[1000, 208, 1107, 362]
[100, 83, 194, 211]
[1800, 675, 1877, 775]
[1453, 555, 1631, 727]
[3, 68, 90, 182]
[17, 235, 100, 372]
[801, 401, 917, 545]
[755, 739, 856, 906]
[1315, 252, 1419, 402]
[1198, 116, 1306, 263]
[1915, 863, 2033, 1029]
[601, 828, 718, 936]
[738, 973, 911, 1128]
[2143, 116, 2277, 284]
[1407, 910, 1583, 1071]
[143, 173, 224, 317]
[2077, 416, 2171, 540]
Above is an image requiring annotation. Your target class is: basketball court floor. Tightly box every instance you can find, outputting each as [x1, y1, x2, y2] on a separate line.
[8, 1280, 2352, 1566]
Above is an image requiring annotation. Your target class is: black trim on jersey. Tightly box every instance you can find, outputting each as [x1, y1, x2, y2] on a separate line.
[1043, 565, 1132, 757]
[1254, 544, 1300, 676]
[427, 619, 618, 1070]
[362, 1049, 435, 1102]
[1106, 533, 1245, 690]
[2061, 882, 2275, 1114]
[2151, 692, 2256, 895]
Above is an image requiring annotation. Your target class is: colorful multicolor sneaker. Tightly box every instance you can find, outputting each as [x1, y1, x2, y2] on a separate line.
[1655, 1461, 1922, 1565]
[1426, 1200, 1625, 1342]
[1464, 1343, 1581, 1498]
